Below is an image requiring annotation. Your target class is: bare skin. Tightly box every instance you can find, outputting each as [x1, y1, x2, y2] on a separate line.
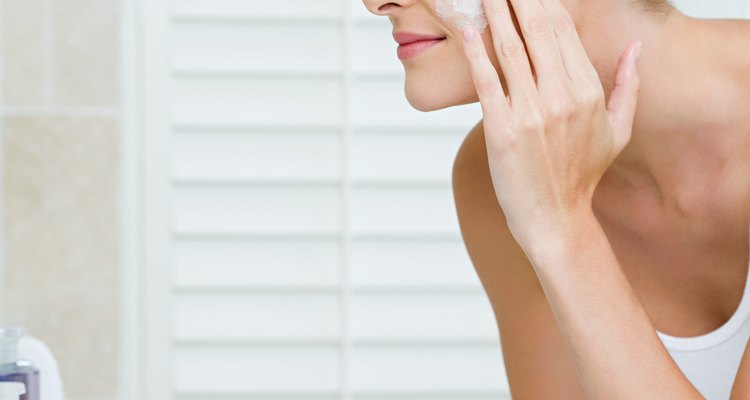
[453, 22, 750, 399]
[452, 14, 750, 396]
[586, 15, 750, 341]
[363, 0, 750, 396]
[454, 125, 750, 398]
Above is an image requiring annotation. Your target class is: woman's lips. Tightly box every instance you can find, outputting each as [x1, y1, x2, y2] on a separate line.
[397, 38, 446, 60]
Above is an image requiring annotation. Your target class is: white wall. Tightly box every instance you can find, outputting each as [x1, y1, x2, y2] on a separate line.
[674, 0, 749, 18]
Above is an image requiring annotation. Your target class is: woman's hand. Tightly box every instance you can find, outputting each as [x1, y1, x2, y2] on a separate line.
[461, 0, 642, 251]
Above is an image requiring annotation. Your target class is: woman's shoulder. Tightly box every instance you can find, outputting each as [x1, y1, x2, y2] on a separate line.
[698, 17, 750, 85]
[451, 122, 588, 397]
[452, 121, 497, 222]
[452, 121, 486, 181]
[451, 120, 510, 259]
[451, 121, 546, 298]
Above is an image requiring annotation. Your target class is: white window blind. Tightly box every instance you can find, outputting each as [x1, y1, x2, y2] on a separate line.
[141, 0, 508, 399]
[138, 1, 750, 399]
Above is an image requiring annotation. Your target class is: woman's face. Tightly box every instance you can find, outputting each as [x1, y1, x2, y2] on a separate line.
[362, 0, 506, 112]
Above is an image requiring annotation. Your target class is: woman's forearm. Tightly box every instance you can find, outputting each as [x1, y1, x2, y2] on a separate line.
[522, 208, 703, 399]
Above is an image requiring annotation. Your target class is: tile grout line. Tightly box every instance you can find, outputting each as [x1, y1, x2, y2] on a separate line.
[0, 0, 5, 325]
[3, 107, 120, 118]
[46, 0, 56, 107]
[119, 0, 140, 398]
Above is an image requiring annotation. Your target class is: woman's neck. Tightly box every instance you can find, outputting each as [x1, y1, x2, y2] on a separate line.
[577, 2, 750, 219]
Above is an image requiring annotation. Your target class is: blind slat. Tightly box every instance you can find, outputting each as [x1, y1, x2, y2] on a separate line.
[166, 0, 496, 398]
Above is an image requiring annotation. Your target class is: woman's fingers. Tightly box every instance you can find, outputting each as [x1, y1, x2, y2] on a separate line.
[461, 26, 511, 130]
[607, 40, 642, 154]
[506, 0, 570, 90]
[538, 0, 601, 85]
[481, 0, 538, 106]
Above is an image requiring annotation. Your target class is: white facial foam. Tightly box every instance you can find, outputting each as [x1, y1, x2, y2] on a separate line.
[436, 0, 488, 32]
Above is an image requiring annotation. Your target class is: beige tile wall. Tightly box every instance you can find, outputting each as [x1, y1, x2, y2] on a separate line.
[2, 0, 122, 399]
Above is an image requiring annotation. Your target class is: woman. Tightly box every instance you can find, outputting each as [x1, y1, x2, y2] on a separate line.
[362, 0, 750, 398]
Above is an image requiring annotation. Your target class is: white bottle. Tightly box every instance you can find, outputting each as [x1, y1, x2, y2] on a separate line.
[0, 382, 25, 400]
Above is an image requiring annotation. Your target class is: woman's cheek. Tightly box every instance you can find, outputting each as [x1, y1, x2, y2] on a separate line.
[402, 55, 481, 111]
[435, 0, 488, 33]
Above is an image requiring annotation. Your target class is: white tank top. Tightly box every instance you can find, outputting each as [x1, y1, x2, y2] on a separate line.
[656, 223, 750, 399]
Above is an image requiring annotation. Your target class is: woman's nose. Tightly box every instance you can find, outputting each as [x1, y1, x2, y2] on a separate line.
[362, 0, 405, 16]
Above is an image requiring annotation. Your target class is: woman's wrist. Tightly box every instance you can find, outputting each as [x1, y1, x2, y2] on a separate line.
[517, 205, 600, 272]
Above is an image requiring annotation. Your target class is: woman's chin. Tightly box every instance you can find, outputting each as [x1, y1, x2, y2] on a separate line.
[404, 88, 453, 112]
[404, 80, 478, 112]
[405, 92, 443, 112]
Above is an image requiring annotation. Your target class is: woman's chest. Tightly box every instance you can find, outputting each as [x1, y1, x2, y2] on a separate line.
[593, 209, 750, 338]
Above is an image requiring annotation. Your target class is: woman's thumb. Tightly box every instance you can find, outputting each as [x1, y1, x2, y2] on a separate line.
[607, 40, 642, 154]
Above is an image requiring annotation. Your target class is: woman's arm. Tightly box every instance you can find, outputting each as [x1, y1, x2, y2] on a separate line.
[524, 206, 703, 399]
[458, 0, 705, 395]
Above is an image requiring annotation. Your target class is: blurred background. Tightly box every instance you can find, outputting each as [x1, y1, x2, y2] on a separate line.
[0, 0, 748, 399]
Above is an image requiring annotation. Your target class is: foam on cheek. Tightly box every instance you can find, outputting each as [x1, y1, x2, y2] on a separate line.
[436, 0, 488, 32]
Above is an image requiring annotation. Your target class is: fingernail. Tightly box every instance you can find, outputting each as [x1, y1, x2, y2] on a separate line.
[462, 26, 476, 42]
